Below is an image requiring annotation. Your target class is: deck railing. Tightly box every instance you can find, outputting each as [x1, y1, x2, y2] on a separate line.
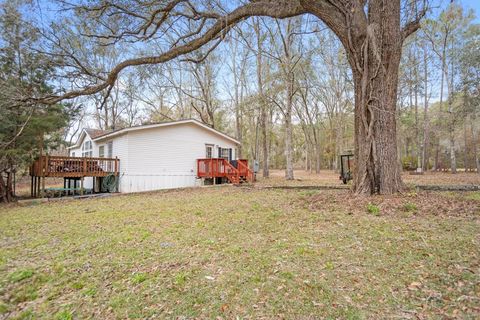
[237, 159, 255, 182]
[197, 158, 225, 178]
[197, 158, 254, 184]
[30, 155, 119, 178]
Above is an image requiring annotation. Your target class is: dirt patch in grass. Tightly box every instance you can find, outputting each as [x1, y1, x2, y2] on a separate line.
[402, 171, 480, 186]
[259, 169, 480, 188]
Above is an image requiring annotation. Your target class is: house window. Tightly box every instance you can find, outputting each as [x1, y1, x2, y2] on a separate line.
[219, 147, 230, 161]
[107, 142, 113, 158]
[205, 144, 213, 158]
[99, 146, 105, 158]
[82, 140, 93, 157]
[71, 152, 75, 157]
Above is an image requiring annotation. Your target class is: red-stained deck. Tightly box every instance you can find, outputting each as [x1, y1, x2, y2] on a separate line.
[197, 158, 254, 184]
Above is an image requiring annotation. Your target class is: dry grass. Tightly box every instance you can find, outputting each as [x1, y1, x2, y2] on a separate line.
[257, 169, 480, 188]
[402, 171, 480, 186]
[258, 170, 341, 186]
[1, 179, 479, 319]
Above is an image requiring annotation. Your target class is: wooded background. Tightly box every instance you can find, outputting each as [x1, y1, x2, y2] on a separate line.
[0, 0, 479, 201]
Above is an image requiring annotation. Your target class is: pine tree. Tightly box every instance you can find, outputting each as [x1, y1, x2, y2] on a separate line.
[0, 2, 69, 202]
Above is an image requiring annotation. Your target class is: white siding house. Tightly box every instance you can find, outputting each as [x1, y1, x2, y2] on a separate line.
[67, 119, 240, 193]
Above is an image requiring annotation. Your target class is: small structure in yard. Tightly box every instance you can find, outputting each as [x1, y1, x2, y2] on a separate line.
[29, 119, 254, 197]
[339, 152, 354, 184]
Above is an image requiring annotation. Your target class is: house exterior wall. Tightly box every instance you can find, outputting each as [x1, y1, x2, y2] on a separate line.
[110, 134, 128, 178]
[68, 134, 95, 189]
[113, 122, 238, 193]
[67, 122, 239, 193]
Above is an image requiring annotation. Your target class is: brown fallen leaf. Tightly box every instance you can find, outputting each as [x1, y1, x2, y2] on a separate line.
[407, 281, 422, 290]
[220, 304, 229, 312]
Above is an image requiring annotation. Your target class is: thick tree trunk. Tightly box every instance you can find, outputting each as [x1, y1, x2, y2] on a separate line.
[350, 1, 404, 195]
[6, 171, 13, 202]
[352, 74, 403, 194]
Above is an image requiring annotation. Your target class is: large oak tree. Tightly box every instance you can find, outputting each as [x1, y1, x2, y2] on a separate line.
[33, 0, 426, 195]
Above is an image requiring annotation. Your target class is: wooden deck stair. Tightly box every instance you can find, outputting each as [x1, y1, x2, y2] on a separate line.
[197, 158, 254, 184]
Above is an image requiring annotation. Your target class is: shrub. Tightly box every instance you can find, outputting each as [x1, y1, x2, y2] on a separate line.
[403, 202, 418, 213]
[174, 272, 188, 286]
[132, 273, 147, 284]
[366, 203, 380, 216]
[401, 155, 417, 170]
[55, 309, 73, 320]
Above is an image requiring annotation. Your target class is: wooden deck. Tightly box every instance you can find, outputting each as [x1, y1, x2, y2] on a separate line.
[29, 155, 120, 198]
[197, 158, 254, 184]
[30, 155, 119, 178]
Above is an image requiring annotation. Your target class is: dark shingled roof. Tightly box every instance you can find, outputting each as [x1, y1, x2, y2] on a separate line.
[85, 128, 110, 139]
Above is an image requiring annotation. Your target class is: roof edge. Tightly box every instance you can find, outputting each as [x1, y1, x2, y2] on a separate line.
[66, 129, 88, 150]
[93, 119, 241, 145]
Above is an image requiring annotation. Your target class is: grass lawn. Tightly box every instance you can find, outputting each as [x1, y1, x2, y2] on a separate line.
[1, 181, 479, 318]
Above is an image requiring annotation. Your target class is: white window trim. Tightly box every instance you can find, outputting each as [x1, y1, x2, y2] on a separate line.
[220, 147, 230, 161]
[99, 145, 105, 158]
[107, 141, 113, 158]
[205, 144, 214, 159]
[82, 140, 93, 157]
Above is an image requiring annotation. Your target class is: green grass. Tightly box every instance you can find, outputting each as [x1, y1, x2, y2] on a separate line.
[54, 309, 73, 320]
[465, 191, 480, 201]
[8, 269, 34, 283]
[442, 191, 480, 202]
[0, 186, 479, 319]
[131, 272, 148, 284]
[402, 202, 418, 213]
[366, 202, 380, 216]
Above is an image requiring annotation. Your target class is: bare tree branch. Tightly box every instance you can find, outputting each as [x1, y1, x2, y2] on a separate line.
[30, 0, 306, 105]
